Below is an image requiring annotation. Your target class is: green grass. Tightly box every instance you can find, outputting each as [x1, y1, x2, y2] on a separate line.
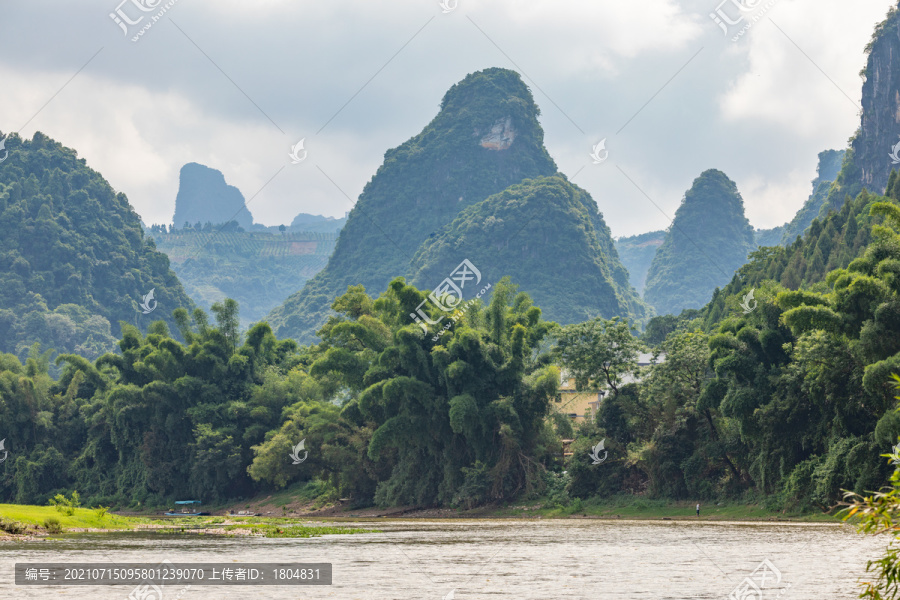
[0, 504, 148, 530]
[0, 504, 379, 538]
[494, 496, 839, 522]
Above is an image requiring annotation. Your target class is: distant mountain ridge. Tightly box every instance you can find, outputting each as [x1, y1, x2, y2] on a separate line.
[169, 162, 345, 234]
[779, 149, 845, 245]
[174, 163, 253, 230]
[614, 230, 665, 294]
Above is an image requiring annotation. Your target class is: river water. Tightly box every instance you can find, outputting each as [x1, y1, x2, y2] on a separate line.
[0, 519, 887, 599]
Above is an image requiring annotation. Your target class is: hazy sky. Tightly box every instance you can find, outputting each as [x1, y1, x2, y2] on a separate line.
[0, 0, 894, 237]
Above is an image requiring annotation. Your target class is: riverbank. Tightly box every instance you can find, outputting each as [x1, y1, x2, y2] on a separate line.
[0, 504, 377, 540]
[198, 484, 839, 523]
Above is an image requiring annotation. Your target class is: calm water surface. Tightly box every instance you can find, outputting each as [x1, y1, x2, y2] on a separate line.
[0, 519, 886, 599]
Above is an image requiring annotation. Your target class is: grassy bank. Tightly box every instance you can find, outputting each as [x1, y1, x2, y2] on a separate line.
[221, 482, 840, 522]
[494, 496, 839, 522]
[0, 504, 378, 538]
[0, 504, 144, 531]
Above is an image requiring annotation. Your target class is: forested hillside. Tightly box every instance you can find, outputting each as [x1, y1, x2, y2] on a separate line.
[149, 228, 336, 328]
[0, 131, 193, 363]
[643, 170, 755, 315]
[268, 68, 561, 343]
[409, 175, 650, 325]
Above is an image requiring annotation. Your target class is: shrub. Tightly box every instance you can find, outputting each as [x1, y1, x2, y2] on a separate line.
[93, 506, 109, 520]
[43, 518, 64, 534]
[0, 518, 27, 535]
[49, 491, 81, 516]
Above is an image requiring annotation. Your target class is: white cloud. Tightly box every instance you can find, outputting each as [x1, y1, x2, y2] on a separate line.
[0, 0, 895, 237]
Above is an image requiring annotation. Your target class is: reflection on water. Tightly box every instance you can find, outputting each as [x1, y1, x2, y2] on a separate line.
[0, 519, 886, 599]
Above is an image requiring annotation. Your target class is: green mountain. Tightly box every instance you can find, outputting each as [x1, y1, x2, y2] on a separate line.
[268, 68, 561, 342]
[753, 226, 784, 247]
[817, 5, 900, 215]
[0, 131, 194, 361]
[288, 213, 346, 233]
[173, 162, 253, 230]
[643, 170, 755, 316]
[149, 229, 336, 328]
[779, 149, 846, 245]
[849, 5, 900, 197]
[409, 175, 650, 325]
[614, 230, 665, 293]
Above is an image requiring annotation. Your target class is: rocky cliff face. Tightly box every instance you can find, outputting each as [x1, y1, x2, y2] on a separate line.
[847, 4, 900, 196]
[173, 163, 253, 230]
[779, 149, 845, 244]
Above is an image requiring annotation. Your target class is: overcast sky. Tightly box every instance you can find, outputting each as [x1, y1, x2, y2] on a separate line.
[0, 0, 894, 237]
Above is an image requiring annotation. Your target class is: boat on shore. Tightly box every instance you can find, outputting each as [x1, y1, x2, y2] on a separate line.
[164, 500, 208, 517]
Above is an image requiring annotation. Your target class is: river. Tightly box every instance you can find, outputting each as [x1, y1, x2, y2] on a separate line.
[0, 519, 887, 599]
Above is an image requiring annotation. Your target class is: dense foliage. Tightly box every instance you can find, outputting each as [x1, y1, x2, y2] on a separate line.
[0, 131, 194, 364]
[0, 279, 562, 509]
[409, 175, 650, 327]
[268, 67, 559, 343]
[580, 192, 900, 512]
[643, 169, 756, 316]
